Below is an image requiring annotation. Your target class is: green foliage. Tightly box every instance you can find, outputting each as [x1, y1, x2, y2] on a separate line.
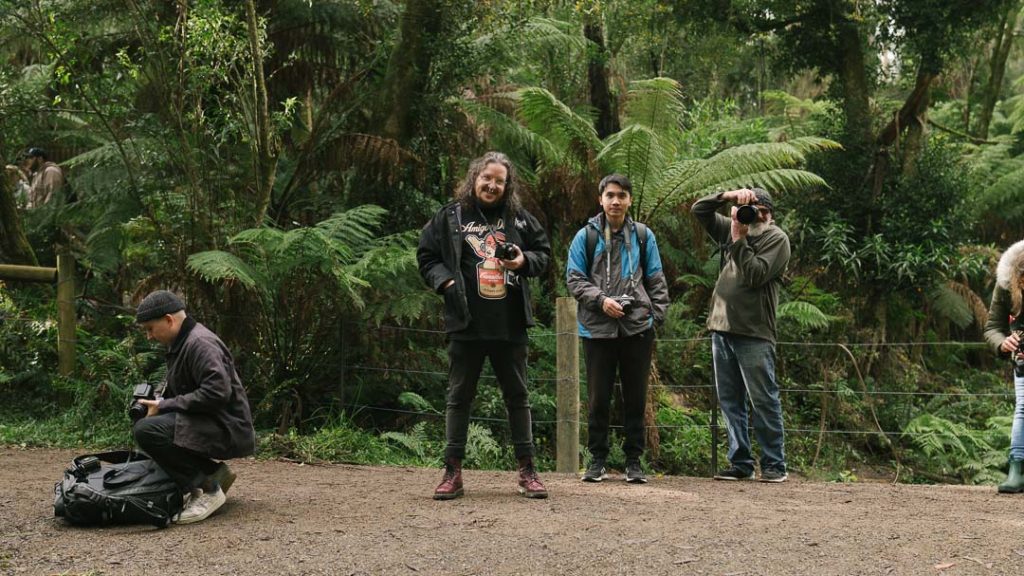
[902, 414, 1008, 484]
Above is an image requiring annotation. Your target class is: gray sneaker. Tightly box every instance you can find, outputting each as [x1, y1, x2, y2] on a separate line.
[581, 460, 607, 483]
[625, 461, 648, 484]
[713, 465, 755, 481]
[759, 468, 789, 483]
[176, 487, 226, 524]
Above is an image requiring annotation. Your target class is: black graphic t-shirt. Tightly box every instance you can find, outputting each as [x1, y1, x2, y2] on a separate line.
[452, 206, 527, 343]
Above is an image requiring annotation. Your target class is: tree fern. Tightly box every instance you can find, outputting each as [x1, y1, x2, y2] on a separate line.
[186, 250, 261, 289]
[465, 422, 503, 469]
[516, 86, 600, 172]
[778, 301, 834, 331]
[397, 391, 440, 414]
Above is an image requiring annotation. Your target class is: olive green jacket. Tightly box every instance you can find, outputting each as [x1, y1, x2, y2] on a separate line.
[691, 191, 790, 343]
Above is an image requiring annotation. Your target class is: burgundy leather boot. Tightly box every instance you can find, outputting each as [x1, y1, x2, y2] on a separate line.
[433, 458, 464, 500]
[517, 457, 548, 499]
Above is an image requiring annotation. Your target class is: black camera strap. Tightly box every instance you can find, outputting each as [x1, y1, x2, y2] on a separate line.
[474, 204, 504, 253]
[602, 217, 639, 296]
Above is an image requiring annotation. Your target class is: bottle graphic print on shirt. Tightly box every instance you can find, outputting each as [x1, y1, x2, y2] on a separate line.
[464, 219, 509, 300]
[478, 254, 507, 299]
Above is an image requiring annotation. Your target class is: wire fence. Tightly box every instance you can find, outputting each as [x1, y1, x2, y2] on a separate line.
[331, 320, 1014, 447]
[2, 302, 1016, 474]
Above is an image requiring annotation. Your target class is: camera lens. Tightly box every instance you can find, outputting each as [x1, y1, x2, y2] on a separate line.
[736, 204, 759, 224]
[128, 401, 147, 422]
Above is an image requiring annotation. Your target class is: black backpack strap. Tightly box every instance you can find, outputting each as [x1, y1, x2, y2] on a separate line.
[586, 221, 648, 278]
[585, 225, 599, 274]
[634, 222, 648, 279]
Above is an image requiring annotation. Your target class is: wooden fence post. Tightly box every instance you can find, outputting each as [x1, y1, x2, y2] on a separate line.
[57, 253, 76, 377]
[555, 297, 579, 473]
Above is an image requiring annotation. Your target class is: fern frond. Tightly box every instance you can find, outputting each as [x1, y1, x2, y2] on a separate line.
[397, 391, 440, 414]
[478, 16, 590, 54]
[316, 204, 387, 254]
[517, 87, 601, 163]
[944, 280, 988, 330]
[778, 301, 833, 330]
[457, 96, 565, 168]
[186, 250, 261, 290]
[622, 77, 685, 140]
[596, 124, 671, 194]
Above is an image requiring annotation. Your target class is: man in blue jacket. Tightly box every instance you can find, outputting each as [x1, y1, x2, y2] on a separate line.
[567, 174, 670, 483]
[417, 151, 552, 500]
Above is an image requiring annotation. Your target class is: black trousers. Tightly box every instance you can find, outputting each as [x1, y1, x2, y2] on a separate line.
[444, 339, 534, 460]
[582, 329, 655, 461]
[133, 412, 219, 493]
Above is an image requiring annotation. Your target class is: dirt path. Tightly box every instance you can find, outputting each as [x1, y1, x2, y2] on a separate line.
[2, 448, 1023, 576]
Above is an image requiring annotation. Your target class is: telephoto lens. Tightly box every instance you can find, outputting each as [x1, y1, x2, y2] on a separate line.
[736, 203, 759, 224]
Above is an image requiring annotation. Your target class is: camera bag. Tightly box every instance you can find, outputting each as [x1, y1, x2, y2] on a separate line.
[53, 450, 184, 528]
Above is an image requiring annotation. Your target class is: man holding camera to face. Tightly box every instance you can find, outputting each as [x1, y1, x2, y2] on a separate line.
[417, 151, 552, 500]
[132, 290, 256, 523]
[566, 174, 669, 483]
[691, 187, 791, 482]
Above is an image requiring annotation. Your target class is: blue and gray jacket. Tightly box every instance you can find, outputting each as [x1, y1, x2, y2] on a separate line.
[566, 213, 670, 338]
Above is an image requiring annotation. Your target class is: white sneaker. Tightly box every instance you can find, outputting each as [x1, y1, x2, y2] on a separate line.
[175, 487, 226, 524]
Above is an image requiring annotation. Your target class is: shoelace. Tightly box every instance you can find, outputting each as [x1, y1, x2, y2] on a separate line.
[521, 465, 539, 481]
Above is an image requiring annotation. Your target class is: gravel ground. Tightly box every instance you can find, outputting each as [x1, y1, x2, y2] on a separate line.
[2, 448, 1024, 576]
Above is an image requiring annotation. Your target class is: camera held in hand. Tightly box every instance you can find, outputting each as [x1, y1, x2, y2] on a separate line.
[612, 294, 635, 314]
[128, 383, 156, 423]
[493, 242, 518, 261]
[736, 203, 760, 225]
[1014, 329, 1024, 377]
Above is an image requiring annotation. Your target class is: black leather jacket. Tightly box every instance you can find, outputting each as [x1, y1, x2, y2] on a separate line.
[417, 200, 551, 334]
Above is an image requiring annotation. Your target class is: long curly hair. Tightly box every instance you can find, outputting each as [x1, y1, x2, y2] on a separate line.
[455, 151, 521, 214]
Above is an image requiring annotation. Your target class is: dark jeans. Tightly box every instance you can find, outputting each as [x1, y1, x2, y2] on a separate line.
[582, 329, 655, 461]
[711, 331, 786, 474]
[133, 412, 219, 493]
[444, 340, 534, 460]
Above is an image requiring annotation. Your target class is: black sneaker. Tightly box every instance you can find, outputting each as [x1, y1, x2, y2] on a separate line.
[625, 461, 648, 484]
[759, 468, 788, 483]
[581, 460, 607, 483]
[713, 465, 755, 481]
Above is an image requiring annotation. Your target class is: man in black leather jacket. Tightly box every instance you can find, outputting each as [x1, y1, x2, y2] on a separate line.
[417, 151, 551, 500]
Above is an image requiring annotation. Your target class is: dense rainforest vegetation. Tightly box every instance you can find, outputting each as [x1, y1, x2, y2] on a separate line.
[4, 0, 1024, 484]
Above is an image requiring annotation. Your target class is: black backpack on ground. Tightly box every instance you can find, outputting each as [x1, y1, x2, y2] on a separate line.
[53, 450, 184, 529]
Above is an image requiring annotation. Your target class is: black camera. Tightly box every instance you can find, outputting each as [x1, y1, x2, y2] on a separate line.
[493, 242, 518, 260]
[736, 203, 760, 225]
[612, 294, 635, 314]
[1013, 329, 1024, 377]
[128, 383, 155, 422]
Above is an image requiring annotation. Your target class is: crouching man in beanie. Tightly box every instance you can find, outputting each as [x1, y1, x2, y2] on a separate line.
[417, 151, 551, 500]
[132, 290, 256, 524]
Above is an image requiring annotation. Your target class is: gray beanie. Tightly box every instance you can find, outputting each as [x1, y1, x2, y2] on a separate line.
[751, 187, 775, 212]
[135, 290, 185, 323]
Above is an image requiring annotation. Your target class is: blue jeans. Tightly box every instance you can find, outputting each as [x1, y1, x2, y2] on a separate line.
[1011, 375, 1024, 461]
[712, 331, 786, 473]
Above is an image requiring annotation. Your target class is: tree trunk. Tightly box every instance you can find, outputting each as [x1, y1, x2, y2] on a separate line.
[976, 0, 1022, 139]
[0, 168, 38, 266]
[244, 0, 279, 226]
[899, 67, 935, 178]
[584, 19, 620, 139]
[378, 0, 444, 143]
[836, 17, 873, 147]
